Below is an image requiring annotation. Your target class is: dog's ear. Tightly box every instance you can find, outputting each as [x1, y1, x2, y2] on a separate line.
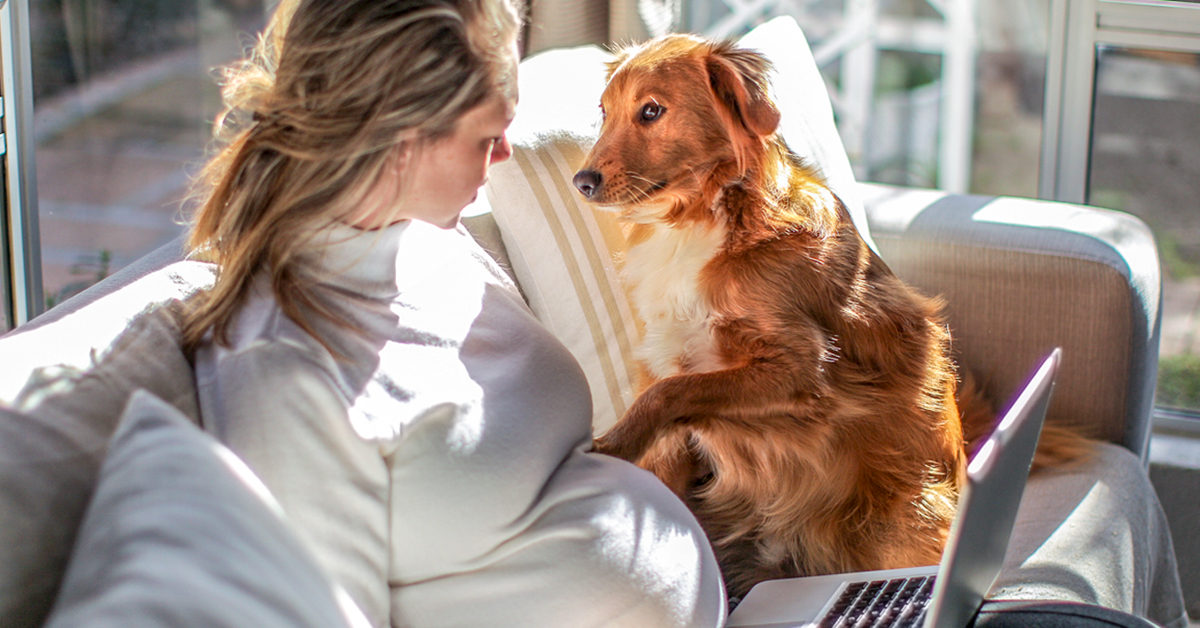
[705, 42, 781, 138]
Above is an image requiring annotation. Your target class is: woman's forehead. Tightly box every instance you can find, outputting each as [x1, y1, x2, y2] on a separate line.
[462, 91, 516, 129]
[497, 40, 520, 103]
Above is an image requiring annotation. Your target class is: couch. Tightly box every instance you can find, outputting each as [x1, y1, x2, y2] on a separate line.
[0, 15, 1189, 628]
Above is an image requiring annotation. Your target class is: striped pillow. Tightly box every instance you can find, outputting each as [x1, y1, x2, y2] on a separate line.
[486, 131, 640, 434]
[484, 19, 867, 434]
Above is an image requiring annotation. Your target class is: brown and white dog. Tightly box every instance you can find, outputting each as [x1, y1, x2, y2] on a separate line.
[572, 34, 1005, 599]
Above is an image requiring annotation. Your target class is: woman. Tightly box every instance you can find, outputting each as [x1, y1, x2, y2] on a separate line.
[181, 0, 726, 626]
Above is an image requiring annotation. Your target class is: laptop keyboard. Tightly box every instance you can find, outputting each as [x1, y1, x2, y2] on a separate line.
[817, 576, 936, 628]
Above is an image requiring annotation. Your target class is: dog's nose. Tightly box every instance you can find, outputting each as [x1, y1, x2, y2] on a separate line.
[573, 170, 602, 199]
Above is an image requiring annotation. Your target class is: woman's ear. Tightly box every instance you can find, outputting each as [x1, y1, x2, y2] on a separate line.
[346, 142, 416, 229]
[389, 141, 412, 176]
[705, 43, 781, 139]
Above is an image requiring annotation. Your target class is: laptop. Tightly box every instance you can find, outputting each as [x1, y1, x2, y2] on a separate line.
[726, 348, 1062, 628]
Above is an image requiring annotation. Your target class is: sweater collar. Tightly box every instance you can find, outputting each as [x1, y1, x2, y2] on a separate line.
[312, 220, 411, 300]
[310, 218, 478, 300]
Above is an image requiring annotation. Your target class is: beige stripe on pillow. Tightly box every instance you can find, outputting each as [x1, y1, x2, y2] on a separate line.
[490, 134, 641, 434]
[539, 142, 641, 379]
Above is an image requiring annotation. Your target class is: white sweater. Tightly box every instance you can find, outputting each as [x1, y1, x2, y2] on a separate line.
[194, 219, 725, 628]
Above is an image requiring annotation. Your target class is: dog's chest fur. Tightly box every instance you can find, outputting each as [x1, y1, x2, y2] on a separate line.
[625, 221, 729, 379]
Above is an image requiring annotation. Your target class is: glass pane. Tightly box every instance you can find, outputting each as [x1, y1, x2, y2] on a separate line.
[969, 0, 1049, 199]
[1088, 45, 1200, 414]
[681, 0, 1050, 194]
[30, 0, 268, 310]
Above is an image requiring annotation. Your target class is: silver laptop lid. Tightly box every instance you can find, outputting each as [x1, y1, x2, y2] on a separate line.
[925, 348, 1061, 628]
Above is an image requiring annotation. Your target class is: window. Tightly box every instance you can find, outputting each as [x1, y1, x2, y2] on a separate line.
[1041, 0, 1200, 419]
[1091, 46, 1200, 415]
[7, 0, 267, 323]
[683, 0, 1053, 196]
[2, 0, 40, 332]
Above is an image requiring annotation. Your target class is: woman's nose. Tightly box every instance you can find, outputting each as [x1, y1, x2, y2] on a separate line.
[490, 134, 512, 164]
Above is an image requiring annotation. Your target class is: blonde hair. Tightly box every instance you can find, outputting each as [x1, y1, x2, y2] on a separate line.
[182, 0, 521, 352]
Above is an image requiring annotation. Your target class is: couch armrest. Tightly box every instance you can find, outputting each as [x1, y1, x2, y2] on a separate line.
[861, 183, 1162, 461]
[13, 235, 190, 335]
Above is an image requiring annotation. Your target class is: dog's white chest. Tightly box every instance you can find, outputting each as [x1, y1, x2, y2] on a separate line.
[625, 223, 728, 378]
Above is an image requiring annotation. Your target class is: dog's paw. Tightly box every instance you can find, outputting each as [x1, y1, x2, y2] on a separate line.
[591, 432, 640, 462]
[594, 402, 679, 463]
[591, 434, 616, 455]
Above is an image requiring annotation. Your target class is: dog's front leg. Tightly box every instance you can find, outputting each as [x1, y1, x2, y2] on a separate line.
[593, 382, 687, 462]
[594, 359, 825, 463]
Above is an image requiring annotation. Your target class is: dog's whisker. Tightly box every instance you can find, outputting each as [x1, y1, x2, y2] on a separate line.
[625, 172, 670, 201]
[623, 173, 660, 203]
[627, 172, 657, 185]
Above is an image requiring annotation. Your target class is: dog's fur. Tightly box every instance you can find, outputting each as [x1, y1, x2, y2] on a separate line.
[571, 34, 1079, 599]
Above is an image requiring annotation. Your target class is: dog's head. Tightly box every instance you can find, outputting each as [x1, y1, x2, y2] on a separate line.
[573, 35, 780, 219]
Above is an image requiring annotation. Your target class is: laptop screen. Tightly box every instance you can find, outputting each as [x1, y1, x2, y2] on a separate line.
[925, 348, 1060, 628]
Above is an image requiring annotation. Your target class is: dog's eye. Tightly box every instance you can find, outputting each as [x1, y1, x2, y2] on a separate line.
[640, 102, 664, 122]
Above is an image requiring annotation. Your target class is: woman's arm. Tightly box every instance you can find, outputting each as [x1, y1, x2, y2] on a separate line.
[197, 340, 391, 627]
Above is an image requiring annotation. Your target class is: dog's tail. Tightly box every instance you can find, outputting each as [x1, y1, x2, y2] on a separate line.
[958, 369, 1093, 473]
[957, 370, 996, 459]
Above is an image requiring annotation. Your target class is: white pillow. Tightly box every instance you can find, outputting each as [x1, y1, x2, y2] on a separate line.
[484, 16, 869, 434]
[43, 390, 370, 628]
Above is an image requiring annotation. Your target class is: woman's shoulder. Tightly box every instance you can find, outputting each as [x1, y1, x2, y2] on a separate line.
[196, 279, 345, 382]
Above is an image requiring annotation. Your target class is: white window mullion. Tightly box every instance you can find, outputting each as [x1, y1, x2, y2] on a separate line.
[1042, 0, 1200, 205]
[1042, 0, 1099, 205]
[938, 0, 976, 194]
[1039, 0, 1069, 200]
[0, 0, 43, 326]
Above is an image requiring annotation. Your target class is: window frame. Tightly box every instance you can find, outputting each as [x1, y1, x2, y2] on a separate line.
[1040, 0, 1200, 205]
[1, 0, 43, 328]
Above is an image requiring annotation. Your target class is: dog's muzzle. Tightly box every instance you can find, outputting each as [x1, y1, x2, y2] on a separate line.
[573, 169, 602, 199]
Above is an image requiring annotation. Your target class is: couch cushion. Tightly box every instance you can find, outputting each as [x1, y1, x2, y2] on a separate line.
[484, 16, 868, 433]
[44, 390, 369, 628]
[991, 443, 1187, 628]
[0, 260, 214, 628]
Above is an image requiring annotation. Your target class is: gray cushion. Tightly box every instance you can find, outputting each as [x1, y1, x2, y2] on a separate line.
[0, 261, 214, 628]
[44, 390, 368, 628]
[993, 443, 1187, 628]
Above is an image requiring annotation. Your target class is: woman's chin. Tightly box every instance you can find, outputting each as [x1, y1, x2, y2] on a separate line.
[426, 213, 463, 230]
